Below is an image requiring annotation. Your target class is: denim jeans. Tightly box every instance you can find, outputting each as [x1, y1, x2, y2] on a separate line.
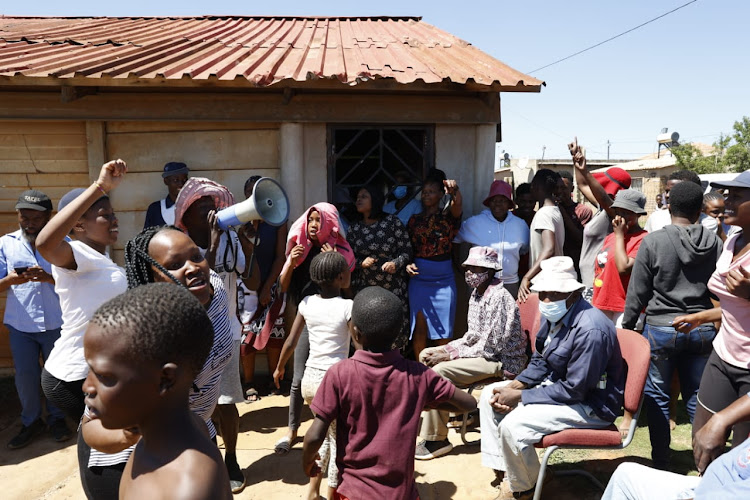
[7, 325, 65, 426]
[643, 323, 715, 467]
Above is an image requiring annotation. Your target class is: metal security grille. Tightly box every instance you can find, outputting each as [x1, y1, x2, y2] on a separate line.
[327, 125, 435, 204]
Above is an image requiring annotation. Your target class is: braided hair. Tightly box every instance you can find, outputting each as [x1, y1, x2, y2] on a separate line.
[124, 225, 186, 290]
[309, 251, 348, 286]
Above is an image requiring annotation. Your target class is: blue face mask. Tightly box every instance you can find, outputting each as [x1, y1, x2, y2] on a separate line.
[393, 185, 408, 200]
[538, 296, 571, 324]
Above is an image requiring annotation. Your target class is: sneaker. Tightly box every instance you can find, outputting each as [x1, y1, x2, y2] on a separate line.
[50, 420, 72, 442]
[7, 418, 45, 449]
[414, 439, 453, 460]
[225, 455, 246, 494]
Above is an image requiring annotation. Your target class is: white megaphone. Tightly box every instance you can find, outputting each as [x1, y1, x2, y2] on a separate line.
[217, 177, 290, 230]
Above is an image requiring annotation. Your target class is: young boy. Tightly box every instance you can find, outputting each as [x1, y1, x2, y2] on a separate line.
[303, 286, 477, 500]
[82, 283, 231, 500]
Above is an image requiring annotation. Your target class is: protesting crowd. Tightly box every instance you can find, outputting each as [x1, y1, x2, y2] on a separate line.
[1, 136, 750, 500]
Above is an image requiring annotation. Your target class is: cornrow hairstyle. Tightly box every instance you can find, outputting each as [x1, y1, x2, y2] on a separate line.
[351, 286, 402, 351]
[669, 181, 704, 219]
[704, 190, 724, 204]
[124, 225, 186, 290]
[309, 251, 348, 286]
[91, 283, 214, 377]
[244, 175, 263, 196]
[668, 169, 702, 186]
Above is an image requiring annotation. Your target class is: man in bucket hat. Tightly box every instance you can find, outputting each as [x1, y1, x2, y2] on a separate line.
[0, 190, 71, 448]
[143, 161, 189, 229]
[415, 247, 527, 460]
[454, 181, 530, 299]
[479, 256, 625, 499]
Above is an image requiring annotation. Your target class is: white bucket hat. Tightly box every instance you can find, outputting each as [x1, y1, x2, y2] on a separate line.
[530, 256, 585, 293]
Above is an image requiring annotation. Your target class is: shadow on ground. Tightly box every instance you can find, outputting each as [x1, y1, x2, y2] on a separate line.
[239, 404, 313, 434]
[243, 448, 310, 487]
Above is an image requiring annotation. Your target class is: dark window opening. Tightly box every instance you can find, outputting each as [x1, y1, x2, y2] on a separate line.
[327, 125, 435, 210]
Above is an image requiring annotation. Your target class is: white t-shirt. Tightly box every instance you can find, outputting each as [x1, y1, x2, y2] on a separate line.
[644, 209, 717, 233]
[199, 230, 246, 341]
[298, 295, 352, 370]
[529, 206, 565, 268]
[46, 240, 127, 381]
[454, 210, 529, 284]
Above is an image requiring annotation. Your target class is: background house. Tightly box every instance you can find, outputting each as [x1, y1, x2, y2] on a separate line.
[0, 15, 542, 370]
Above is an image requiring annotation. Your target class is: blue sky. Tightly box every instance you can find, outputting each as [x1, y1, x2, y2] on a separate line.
[6, 1, 747, 160]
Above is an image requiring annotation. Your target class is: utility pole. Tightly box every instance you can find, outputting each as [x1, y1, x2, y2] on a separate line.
[541, 145, 546, 161]
[607, 140, 611, 160]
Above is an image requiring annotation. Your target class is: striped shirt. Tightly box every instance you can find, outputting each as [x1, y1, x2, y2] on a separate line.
[87, 270, 234, 468]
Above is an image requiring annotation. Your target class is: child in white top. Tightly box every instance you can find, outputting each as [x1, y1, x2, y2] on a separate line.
[274, 251, 352, 500]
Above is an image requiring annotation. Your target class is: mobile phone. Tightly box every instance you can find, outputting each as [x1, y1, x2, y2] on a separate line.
[14, 266, 29, 274]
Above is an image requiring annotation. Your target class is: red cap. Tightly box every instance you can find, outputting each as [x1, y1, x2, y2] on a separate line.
[483, 180, 513, 206]
[592, 167, 631, 197]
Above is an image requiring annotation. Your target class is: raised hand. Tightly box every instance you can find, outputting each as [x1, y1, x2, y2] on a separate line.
[96, 159, 127, 193]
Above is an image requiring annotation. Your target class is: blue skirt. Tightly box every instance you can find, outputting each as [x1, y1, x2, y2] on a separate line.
[408, 258, 456, 340]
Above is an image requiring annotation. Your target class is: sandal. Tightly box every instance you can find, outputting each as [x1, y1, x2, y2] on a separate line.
[274, 436, 292, 455]
[245, 388, 261, 403]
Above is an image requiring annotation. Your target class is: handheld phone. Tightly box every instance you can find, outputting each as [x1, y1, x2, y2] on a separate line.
[14, 266, 29, 274]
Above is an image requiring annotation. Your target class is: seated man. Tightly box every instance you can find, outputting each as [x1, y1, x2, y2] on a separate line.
[416, 246, 527, 460]
[601, 392, 750, 499]
[479, 256, 625, 500]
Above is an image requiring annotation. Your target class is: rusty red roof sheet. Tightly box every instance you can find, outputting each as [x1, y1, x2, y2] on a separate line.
[0, 16, 543, 91]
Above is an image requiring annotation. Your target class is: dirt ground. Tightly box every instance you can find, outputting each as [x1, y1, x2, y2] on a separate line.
[0, 390, 627, 500]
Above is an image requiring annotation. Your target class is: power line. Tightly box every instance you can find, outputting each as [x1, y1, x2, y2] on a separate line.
[527, 0, 699, 74]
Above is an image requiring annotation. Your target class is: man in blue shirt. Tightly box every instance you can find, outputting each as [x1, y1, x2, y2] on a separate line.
[143, 161, 189, 229]
[0, 190, 69, 448]
[479, 256, 625, 499]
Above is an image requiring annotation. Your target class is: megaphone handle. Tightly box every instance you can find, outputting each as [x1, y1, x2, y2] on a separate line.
[241, 235, 260, 280]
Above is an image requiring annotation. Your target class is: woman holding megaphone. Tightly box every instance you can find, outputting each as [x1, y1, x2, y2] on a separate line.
[273, 202, 355, 455]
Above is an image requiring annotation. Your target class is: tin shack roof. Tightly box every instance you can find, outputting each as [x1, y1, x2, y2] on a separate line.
[0, 16, 543, 91]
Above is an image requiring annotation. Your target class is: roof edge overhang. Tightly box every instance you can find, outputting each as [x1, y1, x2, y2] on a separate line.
[0, 74, 542, 93]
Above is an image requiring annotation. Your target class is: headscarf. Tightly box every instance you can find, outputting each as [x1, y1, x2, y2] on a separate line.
[173, 177, 235, 232]
[282, 202, 355, 276]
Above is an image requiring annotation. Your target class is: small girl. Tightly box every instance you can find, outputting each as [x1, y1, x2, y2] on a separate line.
[274, 251, 352, 500]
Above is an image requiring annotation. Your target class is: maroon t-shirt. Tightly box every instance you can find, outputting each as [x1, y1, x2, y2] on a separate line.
[311, 349, 455, 500]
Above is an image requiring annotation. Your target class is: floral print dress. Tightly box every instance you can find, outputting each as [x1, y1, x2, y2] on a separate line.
[347, 214, 413, 349]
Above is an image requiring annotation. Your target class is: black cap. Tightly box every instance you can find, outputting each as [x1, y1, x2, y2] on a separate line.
[15, 190, 53, 211]
[162, 162, 189, 178]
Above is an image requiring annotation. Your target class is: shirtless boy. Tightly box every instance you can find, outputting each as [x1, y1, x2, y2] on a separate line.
[82, 283, 231, 500]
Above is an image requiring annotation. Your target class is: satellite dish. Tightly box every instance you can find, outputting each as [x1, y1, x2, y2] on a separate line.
[518, 156, 530, 170]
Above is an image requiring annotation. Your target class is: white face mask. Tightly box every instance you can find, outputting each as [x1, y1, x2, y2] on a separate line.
[539, 294, 572, 323]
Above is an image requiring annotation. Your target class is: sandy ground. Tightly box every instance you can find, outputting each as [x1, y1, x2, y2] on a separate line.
[0, 394, 607, 500]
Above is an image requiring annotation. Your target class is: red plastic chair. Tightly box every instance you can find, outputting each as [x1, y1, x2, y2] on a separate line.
[529, 328, 650, 500]
[458, 293, 541, 444]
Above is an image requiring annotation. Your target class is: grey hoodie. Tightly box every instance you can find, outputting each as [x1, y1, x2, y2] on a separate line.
[622, 224, 722, 329]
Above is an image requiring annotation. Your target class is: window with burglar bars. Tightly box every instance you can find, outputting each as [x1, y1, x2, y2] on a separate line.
[327, 125, 435, 208]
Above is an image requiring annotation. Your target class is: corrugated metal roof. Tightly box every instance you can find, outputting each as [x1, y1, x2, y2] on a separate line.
[0, 16, 543, 90]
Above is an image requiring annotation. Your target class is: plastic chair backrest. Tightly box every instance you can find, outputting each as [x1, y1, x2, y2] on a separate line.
[517, 293, 541, 353]
[615, 328, 651, 415]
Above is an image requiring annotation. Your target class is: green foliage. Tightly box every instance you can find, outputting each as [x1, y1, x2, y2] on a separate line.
[671, 116, 750, 173]
[725, 116, 750, 172]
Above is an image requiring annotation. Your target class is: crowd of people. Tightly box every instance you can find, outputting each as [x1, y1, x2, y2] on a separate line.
[1, 136, 749, 499]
